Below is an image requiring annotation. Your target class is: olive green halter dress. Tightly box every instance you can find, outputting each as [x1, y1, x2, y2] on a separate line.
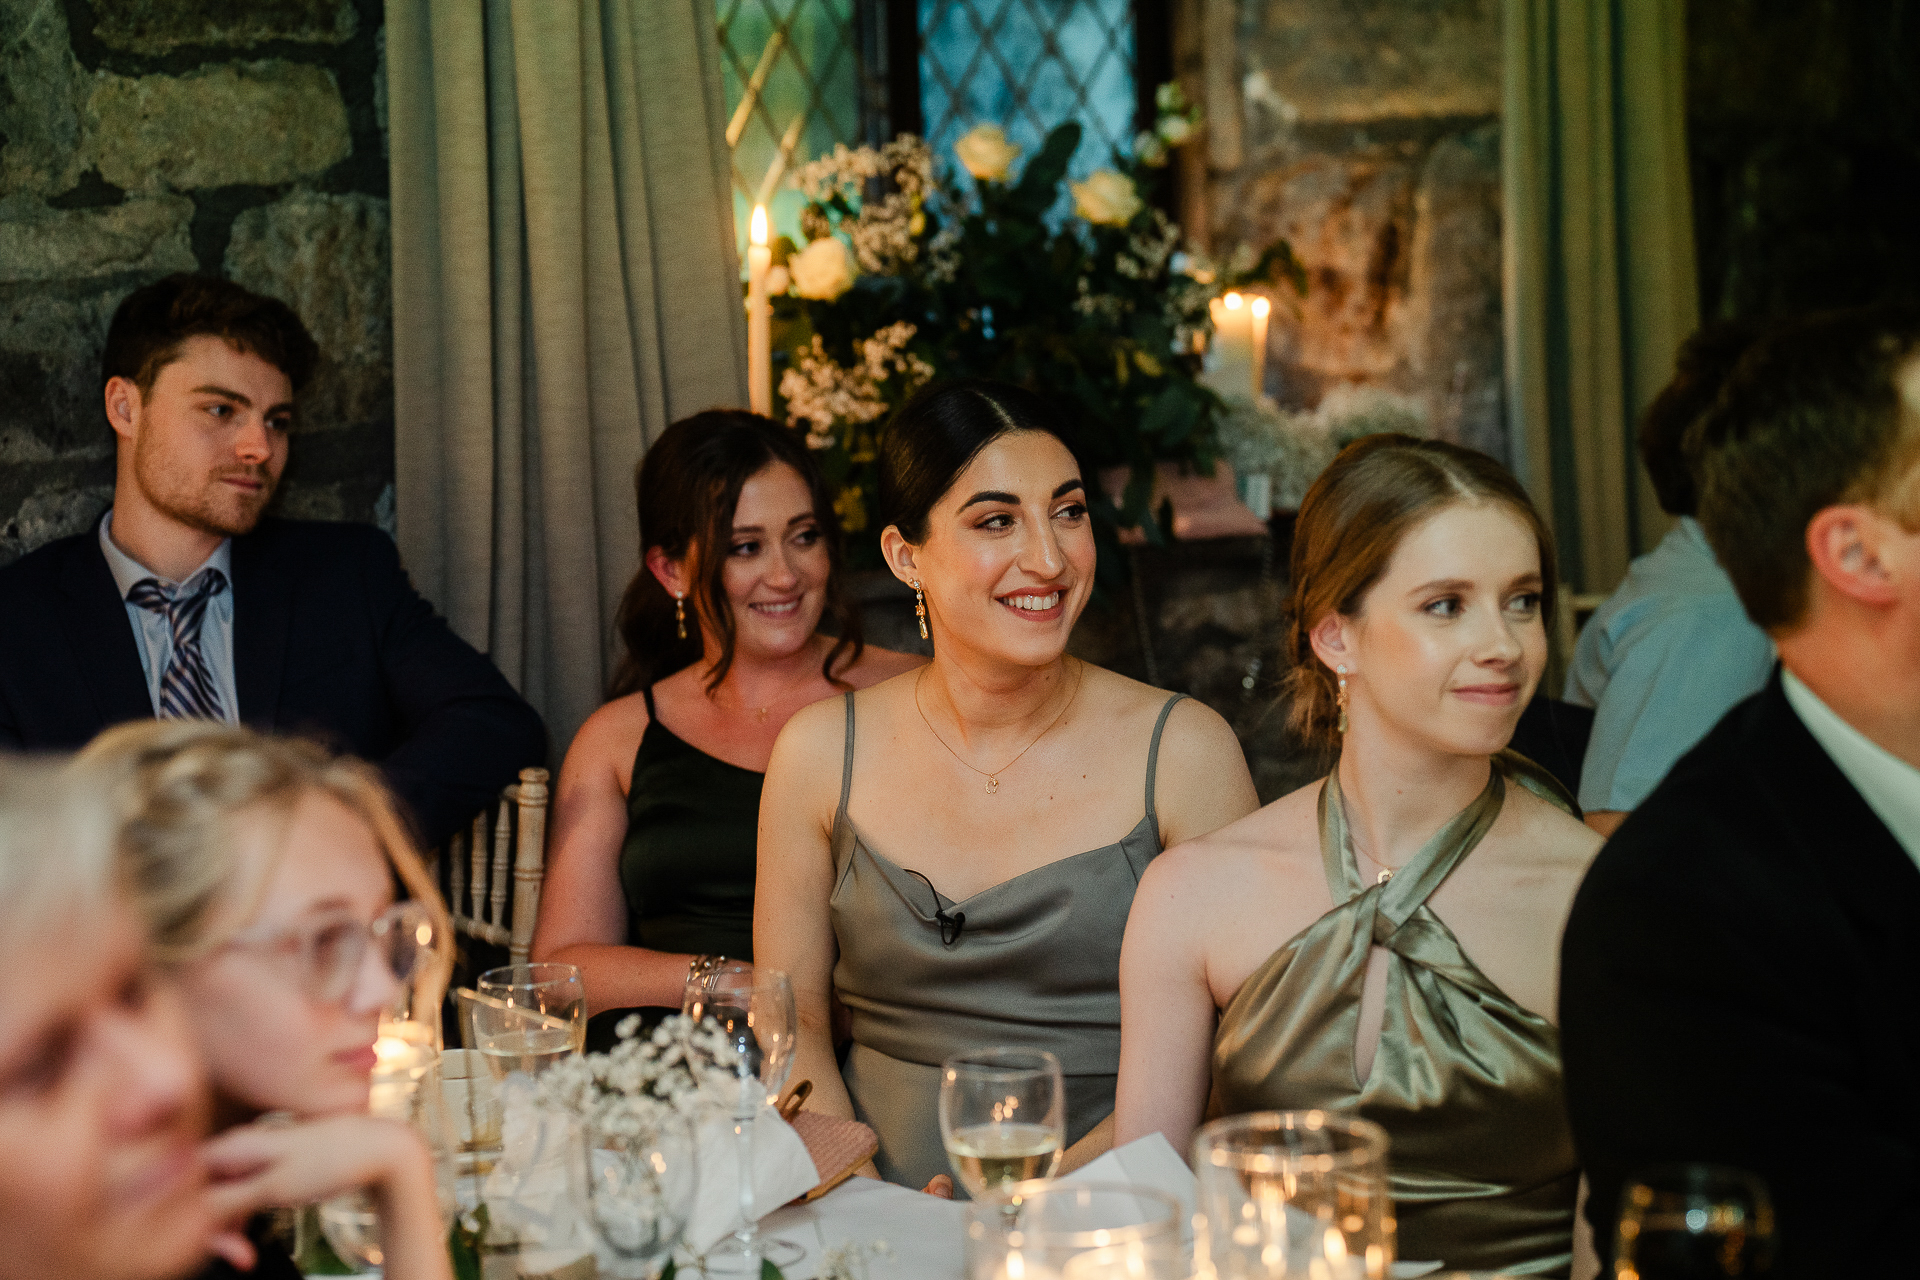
[1212, 753, 1581, 1277]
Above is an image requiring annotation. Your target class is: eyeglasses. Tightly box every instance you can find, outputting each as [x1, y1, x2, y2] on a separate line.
[224, 901, 437, 1004]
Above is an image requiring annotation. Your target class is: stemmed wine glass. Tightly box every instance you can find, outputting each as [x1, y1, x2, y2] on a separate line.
[1615, 1164, 1776, 1278]
[682, 962, 801, 1273]
[939, 1047, 1066, 1199]
[578, 1109, 700, 1279]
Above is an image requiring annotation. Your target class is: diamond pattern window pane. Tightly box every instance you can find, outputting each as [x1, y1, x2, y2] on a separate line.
[920, 0, 1137, 198]
[716, 0, 867, 249]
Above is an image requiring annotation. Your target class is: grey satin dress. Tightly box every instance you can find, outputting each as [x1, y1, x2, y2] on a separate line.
[828, 690, 1187, 1191]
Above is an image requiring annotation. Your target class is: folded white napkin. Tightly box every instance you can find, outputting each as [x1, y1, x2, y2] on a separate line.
[1064, 1131, 1196, 1228]
[683, 1104, 822, 1254]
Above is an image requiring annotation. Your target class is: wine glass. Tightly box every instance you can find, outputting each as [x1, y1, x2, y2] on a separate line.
[1191, 1110, 1393, 1280]
[471, 963, 586, 1082]
[682, 962, 801, 1273]
[963, 1182, 1182, 1280]
[939, 1047, 1066, 1199]
[578, 1110, 699, 1279]
[1615, 1163, 1776, 1278]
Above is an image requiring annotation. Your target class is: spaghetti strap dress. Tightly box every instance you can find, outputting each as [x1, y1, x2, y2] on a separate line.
[828, 689, 1188, 1192]
[1211, 752, 1582, 1276]
[585, 685, 762, 1050]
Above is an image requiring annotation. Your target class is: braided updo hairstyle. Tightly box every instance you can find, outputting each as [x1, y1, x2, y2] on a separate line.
[1283, 433, 1557, 747]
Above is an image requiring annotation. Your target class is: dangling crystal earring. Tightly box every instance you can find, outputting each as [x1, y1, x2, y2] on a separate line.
[911, 578, 929, 640]
[1335, 664, 1350, 735]
[674, 593, 687, 641]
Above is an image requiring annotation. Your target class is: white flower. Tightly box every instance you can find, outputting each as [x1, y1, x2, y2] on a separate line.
[1070, 169, 1143, 227]
[954, 123, 1021, 182]
[789, 236, 858, 301]
[1157, 114, 1196, 146]
[1133, 130, 1168, 168]
[1156, 82, 1189, 114]
[765, 264, 791, 295]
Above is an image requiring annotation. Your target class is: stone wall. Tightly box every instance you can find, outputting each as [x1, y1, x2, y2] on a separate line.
[0, 0, 392, 567]
[1188, 0, 1507, 461]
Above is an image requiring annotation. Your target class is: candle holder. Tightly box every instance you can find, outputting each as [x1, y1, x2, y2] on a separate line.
[1191, 1110, 1393, 1280]
[963, 1181, 1183, 1280]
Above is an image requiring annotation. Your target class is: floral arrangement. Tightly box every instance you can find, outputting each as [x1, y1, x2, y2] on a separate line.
[763, 85, 1303, 566]
[538, 1013, 737, 1132]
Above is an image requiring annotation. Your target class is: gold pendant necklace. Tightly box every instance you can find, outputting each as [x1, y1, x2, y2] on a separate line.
[914, 661, 1083, 794]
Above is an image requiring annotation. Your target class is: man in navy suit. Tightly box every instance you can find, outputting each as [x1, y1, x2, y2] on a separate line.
[1560, 305, 1920, 1277]
[0, 274, 545, 845]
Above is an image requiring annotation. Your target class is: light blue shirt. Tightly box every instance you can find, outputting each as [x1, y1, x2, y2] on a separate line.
[97, 510, 239, 723]
[1564, 517, 1774, 812]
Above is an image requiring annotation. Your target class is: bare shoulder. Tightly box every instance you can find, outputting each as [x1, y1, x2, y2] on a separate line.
[1501, 783, 1606, 869]
[838, 643, 926, 689]
[564, 692, 651, 781]
[1145, 778, 1321, 898]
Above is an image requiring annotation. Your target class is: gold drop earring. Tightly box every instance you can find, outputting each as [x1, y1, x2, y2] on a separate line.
[911, 578, 929, 640]
[1336, 664, 1350, 735]
[675, 592, 687, 640]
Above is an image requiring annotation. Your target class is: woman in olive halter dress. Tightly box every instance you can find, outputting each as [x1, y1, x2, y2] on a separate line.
[1116, 436, 1603, 1276]
[532, 412, 918, 1041]
[758, 381, 1259, 1192]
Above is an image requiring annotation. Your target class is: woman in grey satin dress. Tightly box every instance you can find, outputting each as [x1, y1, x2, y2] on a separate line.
[756, 380, 1258, 1192]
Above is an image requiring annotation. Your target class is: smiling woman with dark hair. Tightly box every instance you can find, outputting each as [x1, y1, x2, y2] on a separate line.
[533, 410, 920, 1041]
[755, 379, 1258, 1193]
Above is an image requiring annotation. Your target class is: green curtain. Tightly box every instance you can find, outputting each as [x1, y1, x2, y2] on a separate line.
[1502, 0, 1699, 594]
[387, 0, 748, 754]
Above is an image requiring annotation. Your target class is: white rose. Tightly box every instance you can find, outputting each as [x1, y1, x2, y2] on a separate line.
[954, 123, 1021, 182]
[1133, 130, 1168, 168]
[1070, 169, 1143, 227]
[1157, 114, 1196, 146]
[787, 236, 857, 301]
[765, 264, 791, 296]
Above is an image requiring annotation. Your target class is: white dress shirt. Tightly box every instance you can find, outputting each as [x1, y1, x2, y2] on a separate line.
[1781, 667, 1920, 871]
[97, 510, 239, 723]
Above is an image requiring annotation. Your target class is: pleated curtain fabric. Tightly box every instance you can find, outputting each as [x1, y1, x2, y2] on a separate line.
[1502, 0, 1700, 594]
[387, 0, 749, 754]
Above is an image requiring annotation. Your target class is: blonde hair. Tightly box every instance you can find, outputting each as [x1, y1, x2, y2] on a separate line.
[0, 754, 119, 954]
[1284, 434, 1558, 747]
[76, 722, 453, 1005]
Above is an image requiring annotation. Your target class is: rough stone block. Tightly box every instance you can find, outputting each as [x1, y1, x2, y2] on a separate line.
[86, 0, 357, 55]
[225, 189, 391, 428]
[1, 0, 90, 197]
[0, 194, 195, 283]
[1248, 0, 1500, 124]
[0, 480, 112, 566]
[1404, 124, 1504, 459]
[0, 283, 125, 451]
[88, 61, 351, 191]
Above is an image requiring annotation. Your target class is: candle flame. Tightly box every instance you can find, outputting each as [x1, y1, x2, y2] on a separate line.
[751, 204, 769, 246]
[1223, 291, 1244, 310]
[1251, 296, 1271, 318]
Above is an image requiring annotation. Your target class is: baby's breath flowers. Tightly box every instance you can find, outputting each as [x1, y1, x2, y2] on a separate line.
[539, 1013, 737, 1134]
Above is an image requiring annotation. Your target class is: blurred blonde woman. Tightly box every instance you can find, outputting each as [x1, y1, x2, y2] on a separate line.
[82, 721, 455, 1280]
[0, 753, 213, 1280]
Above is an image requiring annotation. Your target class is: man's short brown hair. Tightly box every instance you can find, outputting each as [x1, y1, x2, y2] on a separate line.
[1691, 304, 1920, 631]
[1639, 321, 1768, 517]
[101, 274, 319, 396]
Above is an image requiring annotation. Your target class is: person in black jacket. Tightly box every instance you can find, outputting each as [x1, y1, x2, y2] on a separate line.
[0, 274, 544, 845]
[1560, 304, 1920, 1277]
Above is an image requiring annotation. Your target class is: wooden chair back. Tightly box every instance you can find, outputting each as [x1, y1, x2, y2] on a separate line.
[437, 767, 550, 965]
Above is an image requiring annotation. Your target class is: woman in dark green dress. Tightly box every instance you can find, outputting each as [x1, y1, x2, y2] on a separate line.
[532, 412, 919, 1044]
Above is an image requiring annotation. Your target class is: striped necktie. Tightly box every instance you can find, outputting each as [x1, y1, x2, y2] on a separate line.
[126, 569, 229, 721]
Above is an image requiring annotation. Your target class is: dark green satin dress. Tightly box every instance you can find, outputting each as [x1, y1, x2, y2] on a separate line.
[1212, 752, 1581, 1277]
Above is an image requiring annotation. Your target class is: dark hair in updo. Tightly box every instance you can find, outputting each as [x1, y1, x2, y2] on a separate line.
[609, 410, 862, 698]
[879, 379, 1085, 543]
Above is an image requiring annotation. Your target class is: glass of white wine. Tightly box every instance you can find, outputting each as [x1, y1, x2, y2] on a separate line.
[939, 1047, 1066, 1199]
[472, 963, 586, 1082]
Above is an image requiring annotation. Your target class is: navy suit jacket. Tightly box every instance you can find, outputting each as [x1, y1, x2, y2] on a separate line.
[1559, 671, 1920, 1278]
[0, 518, 547, 846]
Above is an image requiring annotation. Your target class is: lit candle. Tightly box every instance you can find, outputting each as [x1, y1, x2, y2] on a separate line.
[747, 204, 773, 415]
[1205, 292, 1255, 403]
[1249, 294, 1271, 401]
